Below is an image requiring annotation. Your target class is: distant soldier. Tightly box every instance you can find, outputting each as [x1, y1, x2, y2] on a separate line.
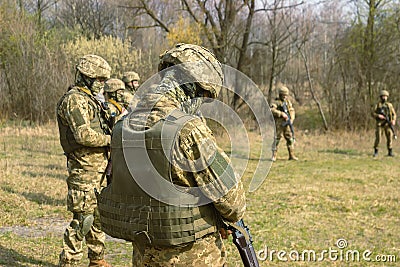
[122, 71, 140, 92]
[372, 90, 397, 157]
[121, 71, 141, 110]
[103, 78, 128, 123]
[270, 84, 298, 161]
[56, 54, 113, 267]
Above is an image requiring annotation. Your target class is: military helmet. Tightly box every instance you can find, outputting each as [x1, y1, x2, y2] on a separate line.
[278, 85, 290, 96]
[104, 78, 125, 93]
[158, 43, 223, 99]
[76, 54, 111, 79]
[122, 71, 140, 83]
[379, 90, 389, 97]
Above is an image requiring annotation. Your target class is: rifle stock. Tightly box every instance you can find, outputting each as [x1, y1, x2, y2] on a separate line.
[229, 219, 260, 267]
[281, 102, 295, 142]
[378, 107, 397, 140]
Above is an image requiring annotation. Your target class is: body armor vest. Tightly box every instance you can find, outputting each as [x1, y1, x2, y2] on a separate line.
[57, 86, 109, 154]
[375, 102, 393, 121]
[97, 110, 218, 246]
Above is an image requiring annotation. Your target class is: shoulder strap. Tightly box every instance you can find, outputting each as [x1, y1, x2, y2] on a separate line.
[108, 99, 123, 113]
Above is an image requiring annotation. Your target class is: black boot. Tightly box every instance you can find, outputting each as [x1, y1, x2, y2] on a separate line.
[388, 148, 394, 157]
[373, 148, 378, 157]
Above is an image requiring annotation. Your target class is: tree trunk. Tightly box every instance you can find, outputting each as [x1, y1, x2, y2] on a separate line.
[300, 49, 329, 131]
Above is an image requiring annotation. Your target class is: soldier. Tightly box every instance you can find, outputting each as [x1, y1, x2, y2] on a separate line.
[56, 54, 113, 267]
[122, 71, 141, 92]
[270, 84, 298, 161]
[120, 71, 140, 110]
[372, 90, 397, 157]
[97, 43, 246, 266]
[103, 78, 128, 123]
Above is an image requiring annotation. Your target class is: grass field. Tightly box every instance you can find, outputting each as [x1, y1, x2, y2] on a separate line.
[0, 123, 399, 266]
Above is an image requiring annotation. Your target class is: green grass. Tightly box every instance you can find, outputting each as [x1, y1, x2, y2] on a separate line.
[0, 124, 399, 266]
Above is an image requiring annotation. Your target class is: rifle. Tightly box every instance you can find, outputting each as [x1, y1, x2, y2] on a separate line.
[228, 219, 260, 267]
[100, 112, 116, 185]
[378, 107, 397, 140]
[281, 101, 295, 142]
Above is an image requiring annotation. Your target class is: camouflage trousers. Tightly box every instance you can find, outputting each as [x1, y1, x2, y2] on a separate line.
[59, 155, 108, 264]
[273, 124, 294, 151]
[131, 232, 226, 266]
[59, 187, 106, 264]
[374, 124, 394, 149]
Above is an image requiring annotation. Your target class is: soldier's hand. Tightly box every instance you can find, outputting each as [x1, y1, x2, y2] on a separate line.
[282, 113, 288, 120]
[121, 108, 129, 117]
[392, 120, 396, 126]
[378, 114, 385, 120]
[219, 228, 232, 239]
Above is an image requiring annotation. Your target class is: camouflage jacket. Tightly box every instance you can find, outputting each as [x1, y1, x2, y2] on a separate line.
[57, 86, 111, 151]
[372, 101, 397, 125]
[128, 70, 246, 223]
[270, 98, 296, 124]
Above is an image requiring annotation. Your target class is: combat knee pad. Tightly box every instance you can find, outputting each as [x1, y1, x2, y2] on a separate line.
[71, 212, 94, 241]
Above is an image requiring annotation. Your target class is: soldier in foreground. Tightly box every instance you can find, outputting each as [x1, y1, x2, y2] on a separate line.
[372, 90, 397, 157]
[270, 84, 298, 161]
[56, 55, 113, 267]
[97, 43, 246, 266]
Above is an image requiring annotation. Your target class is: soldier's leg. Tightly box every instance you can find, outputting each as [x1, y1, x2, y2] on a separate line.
[81, 189, 108, 263]
[384, 125, 394, 156]
[59, 189, 87, 265]
[373, 126, 381, 156]
[284, 126, 297, 160]
[272, 126, 283, 161]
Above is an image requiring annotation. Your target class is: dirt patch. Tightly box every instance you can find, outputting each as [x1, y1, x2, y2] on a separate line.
[0, 216, 124, 242]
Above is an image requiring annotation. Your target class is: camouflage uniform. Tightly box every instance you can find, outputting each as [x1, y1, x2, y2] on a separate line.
[97, 44, 246, 267]
[270, 85, 298, 161]
[372, 90, 397, 157]
[103, 78, 128, 124]
[56, 55, 113, 267]
[121, 71, 140, 110]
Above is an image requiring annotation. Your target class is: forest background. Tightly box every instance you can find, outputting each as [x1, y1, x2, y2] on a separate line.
[1, 0, 400, 131]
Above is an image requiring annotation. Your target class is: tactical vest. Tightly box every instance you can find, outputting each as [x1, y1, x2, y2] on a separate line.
[375, 102, 393, 121]
[57, 86, 110, 154]
[97, 110, 218, 246]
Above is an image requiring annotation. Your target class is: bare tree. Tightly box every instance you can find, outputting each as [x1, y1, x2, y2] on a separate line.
[249, 0, 305, 103]
[55, 0, 116, 39]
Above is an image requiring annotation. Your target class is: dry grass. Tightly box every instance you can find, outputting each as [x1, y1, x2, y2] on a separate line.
[0, 123, 399, 266]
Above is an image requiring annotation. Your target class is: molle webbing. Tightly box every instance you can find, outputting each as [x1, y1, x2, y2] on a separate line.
[97, 109, 218, 246]
[97, 189, 217, 246]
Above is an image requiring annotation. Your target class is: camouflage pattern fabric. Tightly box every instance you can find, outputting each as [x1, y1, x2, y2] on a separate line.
[127, 69, 246, 265]
[119, 89, 135, 110]
[158, 43, 223, 99]
[57, 85, 110, 264]
[105, 99, 126, 124]
[270, 98, 296, 148]
[372, 101, 397, 149]
[76, 54, 111, 79]
[131, 232, 226, 266]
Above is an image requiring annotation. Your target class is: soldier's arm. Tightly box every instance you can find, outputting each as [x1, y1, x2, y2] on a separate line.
[179, 119, 246, 223]
[64, 94, 111, 147]
[371, 104, 380, 119]
[390, 103, 397, 122]
[288, 100, 295, 122]
[270, 103, 284, 118]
